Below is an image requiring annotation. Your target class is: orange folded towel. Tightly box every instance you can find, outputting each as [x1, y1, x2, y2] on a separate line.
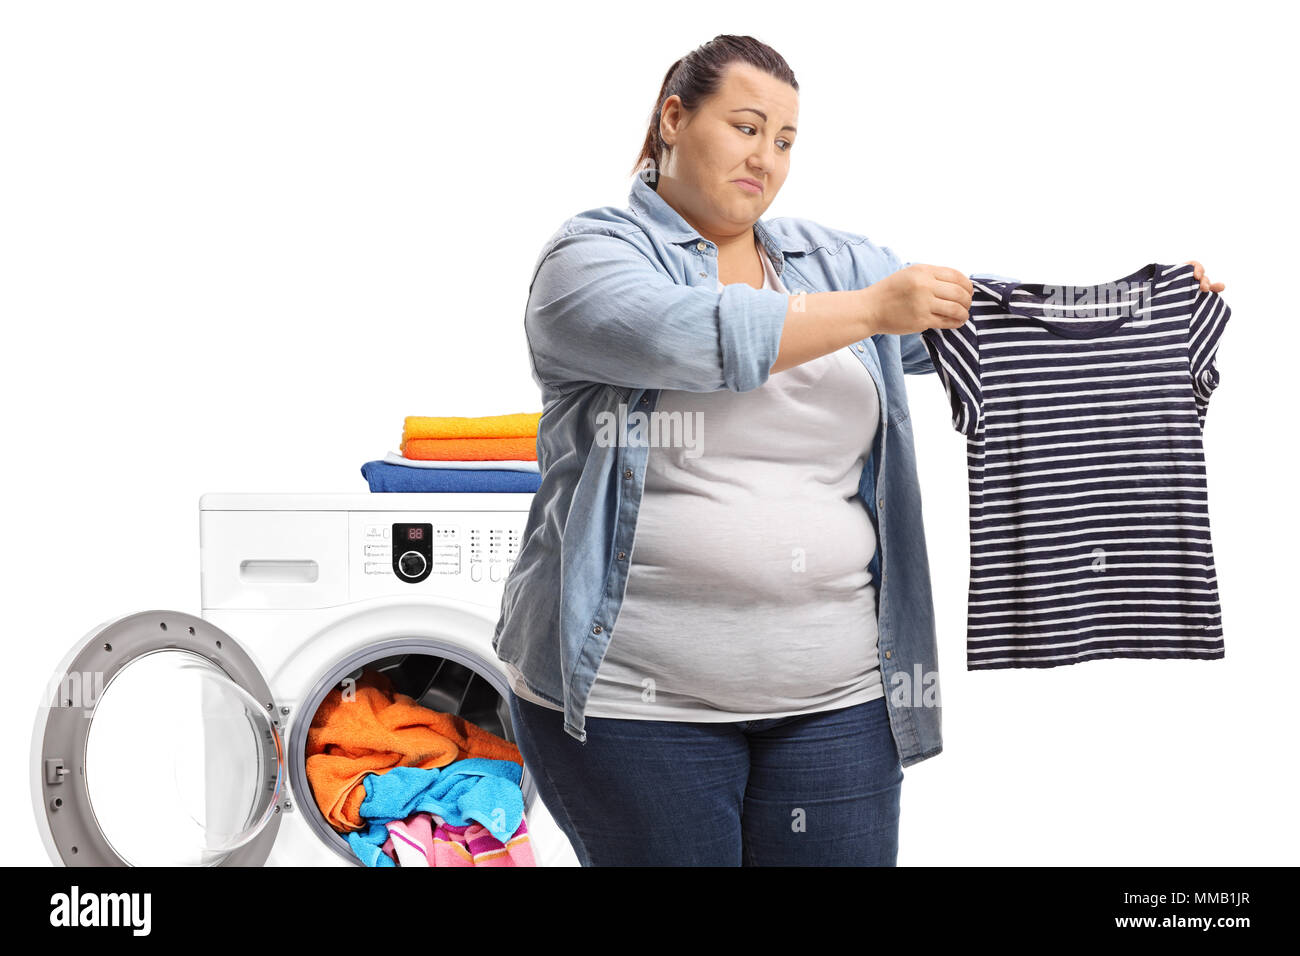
[403, 412, 541, 442]
[305, 669, 522, 833]
[399, 436, 538, 461]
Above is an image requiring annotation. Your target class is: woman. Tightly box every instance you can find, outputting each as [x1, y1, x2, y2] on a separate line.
[491, 34, 1225, 866]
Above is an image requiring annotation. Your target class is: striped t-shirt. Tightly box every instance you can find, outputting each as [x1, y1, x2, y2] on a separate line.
[920, 262, 1231, 668]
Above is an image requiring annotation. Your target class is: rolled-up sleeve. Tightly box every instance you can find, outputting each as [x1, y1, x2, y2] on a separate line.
[524, 227, 791, 393]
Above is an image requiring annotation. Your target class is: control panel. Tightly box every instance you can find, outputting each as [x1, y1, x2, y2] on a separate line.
[358, 516, 523, 589]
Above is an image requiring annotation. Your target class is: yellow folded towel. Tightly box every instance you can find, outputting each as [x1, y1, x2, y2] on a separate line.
[402, 412, 542, 443]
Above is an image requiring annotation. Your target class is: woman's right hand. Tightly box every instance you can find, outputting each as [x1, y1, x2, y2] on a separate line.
[864, 264, 974, 336]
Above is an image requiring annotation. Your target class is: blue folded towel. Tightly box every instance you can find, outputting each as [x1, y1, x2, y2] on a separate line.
[344, 758, 526, 867]
[360, 460, 541, 493]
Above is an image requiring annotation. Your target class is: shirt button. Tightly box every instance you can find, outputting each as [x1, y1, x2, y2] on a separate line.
[696, 241, 707, 252]
[640, 397, 649, 405]
[884, 649, 892, 660]
[592, 624, 603, 634]
[877, 497, 884, 509]
[856, 344, 865, 352]
[699, 272, 708, 278]
[623, 468, 633, 479]
[617, 551, 626, 560]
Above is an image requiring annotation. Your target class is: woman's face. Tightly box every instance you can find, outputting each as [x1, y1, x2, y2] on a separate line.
[658, 61, 798, 239]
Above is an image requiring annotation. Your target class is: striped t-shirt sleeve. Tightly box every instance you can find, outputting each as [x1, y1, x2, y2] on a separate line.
[921, 315, 982, 437]
[1187, 281, 1232, 408]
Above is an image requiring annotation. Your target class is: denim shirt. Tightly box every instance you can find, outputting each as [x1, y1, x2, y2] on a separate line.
[492, 173, 1015, 767]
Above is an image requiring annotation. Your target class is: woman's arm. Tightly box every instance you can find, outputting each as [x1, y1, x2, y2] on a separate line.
[775, 263, 980, 375]
[525, 227, 978, 393]
[767, 288, 877, 375]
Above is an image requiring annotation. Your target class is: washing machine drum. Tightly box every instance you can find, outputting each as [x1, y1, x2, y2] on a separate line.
[33, 610, 287, 866]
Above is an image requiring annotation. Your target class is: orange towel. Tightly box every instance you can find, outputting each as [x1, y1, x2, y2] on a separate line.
[403, 412, 541, 442]
[399, 436, 538, 461]
[305, 669, 522, 833]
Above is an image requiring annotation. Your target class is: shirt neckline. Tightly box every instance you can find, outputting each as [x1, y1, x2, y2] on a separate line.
[999, 262, 1160, 339]
[716, 236, 783, 292]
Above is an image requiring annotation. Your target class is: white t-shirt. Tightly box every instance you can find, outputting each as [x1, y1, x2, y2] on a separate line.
[507, 238, 884, 720]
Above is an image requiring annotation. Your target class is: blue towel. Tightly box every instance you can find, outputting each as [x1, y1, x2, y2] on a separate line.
[360, 460, 541, 493]
[348, 821, 400, 868]
[344, 758, 526, 867]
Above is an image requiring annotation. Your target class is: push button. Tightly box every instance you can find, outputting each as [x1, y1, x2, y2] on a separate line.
[696, 240, 707, 251]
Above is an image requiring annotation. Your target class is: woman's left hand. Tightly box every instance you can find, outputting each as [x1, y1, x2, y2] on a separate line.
[1184, 260, 1225, 293]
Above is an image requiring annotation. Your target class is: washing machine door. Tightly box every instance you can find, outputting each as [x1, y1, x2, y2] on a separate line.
[33, 610, 286, 866]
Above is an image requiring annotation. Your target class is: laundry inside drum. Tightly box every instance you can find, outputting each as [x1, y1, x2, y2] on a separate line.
[298, 648, 535, 867]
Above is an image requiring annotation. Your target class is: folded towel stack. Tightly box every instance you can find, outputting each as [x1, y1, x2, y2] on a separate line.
[360, 411, 543, 493]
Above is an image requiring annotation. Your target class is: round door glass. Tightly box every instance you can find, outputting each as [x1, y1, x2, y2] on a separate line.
[84, 649, 283, 865]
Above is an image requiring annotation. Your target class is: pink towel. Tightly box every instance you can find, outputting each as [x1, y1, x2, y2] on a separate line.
[380, 812, 537, 867]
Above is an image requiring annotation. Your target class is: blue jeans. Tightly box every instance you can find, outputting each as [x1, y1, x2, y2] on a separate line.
[507, 692, 903, 866]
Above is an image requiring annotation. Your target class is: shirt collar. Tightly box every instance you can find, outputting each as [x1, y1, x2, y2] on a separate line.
[627, 173, 802, 273]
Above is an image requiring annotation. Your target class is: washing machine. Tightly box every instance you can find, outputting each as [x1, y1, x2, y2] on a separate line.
[31, 491, 581, 867]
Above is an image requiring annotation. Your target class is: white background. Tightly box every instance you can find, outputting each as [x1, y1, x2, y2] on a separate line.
[4, 0, 1295, 866]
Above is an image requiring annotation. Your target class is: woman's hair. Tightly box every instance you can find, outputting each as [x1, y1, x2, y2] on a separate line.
[630, 35, 798, 189]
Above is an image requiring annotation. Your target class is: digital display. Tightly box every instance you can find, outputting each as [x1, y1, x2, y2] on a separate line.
[407, 527, 424, 540]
